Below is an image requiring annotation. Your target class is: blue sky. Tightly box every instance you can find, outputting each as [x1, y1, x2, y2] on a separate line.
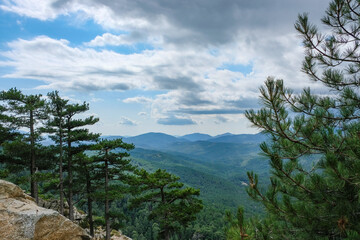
[0, 0, 329, 136]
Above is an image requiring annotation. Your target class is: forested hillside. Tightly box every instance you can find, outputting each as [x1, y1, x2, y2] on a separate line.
[2, 0, 360, 239]
[0, 91, 268, 239]
[0, 90, 207, 240]
[113, 133, 269, 210]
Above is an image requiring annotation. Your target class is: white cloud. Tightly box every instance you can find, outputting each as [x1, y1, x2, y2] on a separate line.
[0, 0, 59, 20]
[119, 116, 138, 126]
[86, 33, 133, 47]
[123, 96, 153, 104]
[0, 0, 330, 127]
[0, 32, 324, 123]
[157, 115, 196, 126]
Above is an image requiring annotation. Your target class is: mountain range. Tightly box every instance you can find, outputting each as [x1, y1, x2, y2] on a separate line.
[109, 132, 266, 149]
[106, 132, 269, 213]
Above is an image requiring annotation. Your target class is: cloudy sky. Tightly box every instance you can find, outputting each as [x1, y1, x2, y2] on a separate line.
[0, 0, 329, 136]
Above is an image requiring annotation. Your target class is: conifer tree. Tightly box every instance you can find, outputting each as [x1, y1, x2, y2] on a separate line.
[91, 139, 135, 240]
[0, 102, 18, 179]
[131, 169, 203, 240]
[45, 91, 69, 215]
[225, 207, 248, 240]
[63, 101, 99, 220]
[74, 152, 99, 237]
[245, 0, 360, 238]
[0, 88, 48, 202]
[0, 103, 18, 145]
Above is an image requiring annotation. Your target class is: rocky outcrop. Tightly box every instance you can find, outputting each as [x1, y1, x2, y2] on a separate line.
[91, 228, 132, 240]
[0, 179, 90, 240]
[38, 198, 86, 224]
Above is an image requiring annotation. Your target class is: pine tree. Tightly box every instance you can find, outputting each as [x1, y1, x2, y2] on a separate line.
[91, 139, 135, 240]
[63, 101, 99, 220]
[45, 91, 69, 215]
[0, 100, 18, 179]
[0, 88, 48, 202]
[0, 102, 18, 145]
[131, 169, 203, 240]
[73, 152, 99, 237]
[245, 0, 360, 238]
[225, 207, 248, 240]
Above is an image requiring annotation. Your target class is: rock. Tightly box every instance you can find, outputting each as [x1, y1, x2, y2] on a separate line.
[91, 227, 132, 240]
[0, 179, 90, 240]
[37, 198, 86, 223]
[110, 229, 132, 240]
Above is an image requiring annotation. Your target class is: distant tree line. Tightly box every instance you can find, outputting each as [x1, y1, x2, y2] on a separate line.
[0, 89, 203, 240]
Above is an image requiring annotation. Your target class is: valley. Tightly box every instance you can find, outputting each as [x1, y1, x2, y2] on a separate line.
[108, 132, 270, 214]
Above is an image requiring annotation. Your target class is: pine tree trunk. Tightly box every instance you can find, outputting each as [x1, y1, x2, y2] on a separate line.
[160, 188, 169, 240]
[88, 197, 94, 237]
[29, 110, 38, 203]
[86, 171, 94, 236]
[160, 228, 170, 240]
[105, 152, 110, 240]
[164, 229, 170, 240]
[67, 137, 74, 221]
[59, 129, 64, 215]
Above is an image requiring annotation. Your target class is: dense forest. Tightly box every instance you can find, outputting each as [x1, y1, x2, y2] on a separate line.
[0, 90, 205, 240]
[2, 0, 360, 239]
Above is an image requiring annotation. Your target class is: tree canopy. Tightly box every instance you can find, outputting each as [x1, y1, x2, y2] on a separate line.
[245, 0, 360, 239]
[131, 169, 203, 240]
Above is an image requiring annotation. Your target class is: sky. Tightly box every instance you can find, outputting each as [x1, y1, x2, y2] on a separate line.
[0, 0, 330, 136]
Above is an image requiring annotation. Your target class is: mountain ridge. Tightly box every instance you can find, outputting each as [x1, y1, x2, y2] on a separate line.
[101, 132, 264, 148]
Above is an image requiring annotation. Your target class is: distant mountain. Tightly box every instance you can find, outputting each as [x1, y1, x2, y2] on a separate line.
[123, 132, 188, 149]
[210, 133, 266, 144]
[129, 148, 260, 210]
[100, 131, 269, 212]
[214, 132, 234, 138]
[165, 141, 266, 171]
[101, 135, 124, 140]
[103, 132, 264, 145]
[180, 133, 213, 142]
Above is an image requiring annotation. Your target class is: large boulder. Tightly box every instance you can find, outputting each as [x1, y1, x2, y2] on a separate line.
[0, 179, 90, 240]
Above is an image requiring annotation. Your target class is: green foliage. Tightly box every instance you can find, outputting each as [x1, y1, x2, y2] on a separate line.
[130, 148, 264, 213]
[131, 169, 203, 240]
[44, 91, 69, 215]
[245, 0, 360, 239]
[118, 201, 225, 240]
[0, 88, 50, 201]
[90, 139, 136, 202]
[62, 100, 100, 221]
[0, 87, 225, 239]
[90, 139, 135, 240]
[225, 207, 249, 240]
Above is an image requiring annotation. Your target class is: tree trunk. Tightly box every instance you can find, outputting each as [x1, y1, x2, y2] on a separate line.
[165, 230, 170, 240]
[86, 170, 94, 237]
[67, 135, 74, 221]
[160, 187, 169, 240]
[29, 110, 38, 203]
[59, 128, 64, 215]
[160, 228, 170, 240]
[105, 151, 110, 240]
[88, 197, 94, 237]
